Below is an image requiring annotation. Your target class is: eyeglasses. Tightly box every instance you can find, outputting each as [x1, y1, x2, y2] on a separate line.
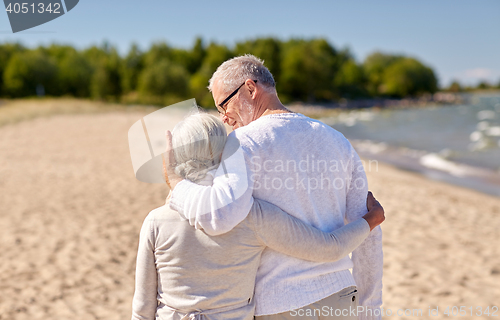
[216, 80, 258, 115]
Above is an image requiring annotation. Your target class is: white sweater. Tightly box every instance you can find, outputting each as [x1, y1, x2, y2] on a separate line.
[170, 113, 383, 319]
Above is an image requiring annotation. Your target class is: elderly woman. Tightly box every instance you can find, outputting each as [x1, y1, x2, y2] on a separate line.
[131, 113, 384, 320]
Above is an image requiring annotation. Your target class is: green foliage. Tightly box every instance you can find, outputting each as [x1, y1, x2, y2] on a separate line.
[450, 80, 500, 92]
[82, 45, 111, 68]
[382, 58, 437, 97]
[137, 59, 189, 105]
[334, 59, 368, 99]
[39, 44, 75, 62]
[280, 39, 338, 103]
[142, 42, 172, 67]
[3, 50, 58, 97]
[363, 52, 437, 98]
[447, 80, 462, 93]
[235, 38, 282, 83]
[190, 42, 233, 107]
[58, 50, 92, 97]
[88, 46, 123, 100]
[363, 52, 403, 96]
[201, 43, 234, 75]
[121, 44, 144, 94]
[477, 81, 491, 90]
[187, 37, 206, 74]
[0, 43, 25, 95]
[0, 38, 441, 103]
[142, 42, 194, 73]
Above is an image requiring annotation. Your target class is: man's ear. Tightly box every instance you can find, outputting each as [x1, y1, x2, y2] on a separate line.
[245, 79, 258, 99]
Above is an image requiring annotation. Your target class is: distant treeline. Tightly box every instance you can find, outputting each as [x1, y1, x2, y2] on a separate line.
[0, 38, 442, 107]
[445, 80, 500, 93]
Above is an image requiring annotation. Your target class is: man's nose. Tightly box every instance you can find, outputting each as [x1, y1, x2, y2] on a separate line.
[220, 113, 228, 123]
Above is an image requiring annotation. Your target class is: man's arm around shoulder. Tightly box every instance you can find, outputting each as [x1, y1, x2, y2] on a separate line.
[168, 132, 255, 235]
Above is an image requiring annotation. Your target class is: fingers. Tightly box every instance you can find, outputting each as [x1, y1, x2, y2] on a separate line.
[364, 191, 386, 228]
[163, 130, 176, 188]
[165, 130, 175, 168]
[163, 130, 183, 189]
[162, 153, 171, 189]
[367, 190, 383, 212]
[366, 191, 375, 210]
[368, 191, 376, 201]
[367, 191, 374, 202]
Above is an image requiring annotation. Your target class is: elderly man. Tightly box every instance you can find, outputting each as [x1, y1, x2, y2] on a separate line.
[166, 55, 383, 320]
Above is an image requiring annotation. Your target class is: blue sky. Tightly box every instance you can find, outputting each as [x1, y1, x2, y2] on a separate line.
[1, 0, 499, 87]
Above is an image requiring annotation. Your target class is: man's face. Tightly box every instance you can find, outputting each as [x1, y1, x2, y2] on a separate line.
[212, 81, 255, 130]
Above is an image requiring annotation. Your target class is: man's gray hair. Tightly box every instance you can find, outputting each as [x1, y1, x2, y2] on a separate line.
[208, 54, 276, 94]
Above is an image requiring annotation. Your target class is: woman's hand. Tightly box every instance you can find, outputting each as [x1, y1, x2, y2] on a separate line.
[362, 191, 385, 231]
[163, 130, 183, 190]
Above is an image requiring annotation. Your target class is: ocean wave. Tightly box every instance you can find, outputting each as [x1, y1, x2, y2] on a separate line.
[419, 153, 478, 177]
[351, 139, 498, 179]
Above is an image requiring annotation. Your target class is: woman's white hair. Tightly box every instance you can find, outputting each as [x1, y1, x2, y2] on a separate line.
[172, 112, 227, 183]
[208, 54, 276, 95]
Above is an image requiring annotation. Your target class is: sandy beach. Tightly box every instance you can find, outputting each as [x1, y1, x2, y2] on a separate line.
[1, 109, 499, 320]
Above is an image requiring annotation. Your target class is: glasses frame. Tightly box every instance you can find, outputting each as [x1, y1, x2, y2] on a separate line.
[217, 80, 258, 115]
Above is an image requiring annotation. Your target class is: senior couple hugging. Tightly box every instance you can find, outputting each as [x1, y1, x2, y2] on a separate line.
[131, 55, 384, 320]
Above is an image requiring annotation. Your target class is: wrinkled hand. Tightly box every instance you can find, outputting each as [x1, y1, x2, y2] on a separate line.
[162, 130, 182, 190]
[363, 191, 385, 231]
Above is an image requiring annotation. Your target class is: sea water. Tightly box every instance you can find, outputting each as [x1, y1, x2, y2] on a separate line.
[321, 93, 500, 196]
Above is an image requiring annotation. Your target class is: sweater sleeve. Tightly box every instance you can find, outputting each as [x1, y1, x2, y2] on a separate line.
[345, 146, 383, 320]
[169, 132, 255, 235]
[249, 199, 371, 262]
[131, 215, 158, 320]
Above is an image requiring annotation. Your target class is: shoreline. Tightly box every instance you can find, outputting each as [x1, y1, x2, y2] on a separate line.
[288, 93, 500, 199]
[286, 92, 468, 112]
[1, 98, 498, 198]
[355, 140, 500, 198]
